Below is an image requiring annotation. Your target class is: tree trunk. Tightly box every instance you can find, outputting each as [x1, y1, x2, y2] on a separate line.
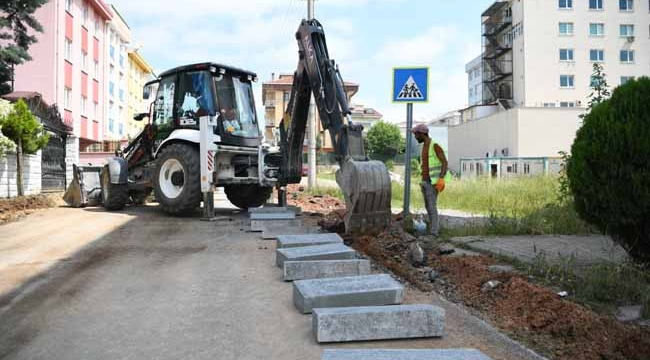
[16, 136, 23, 197]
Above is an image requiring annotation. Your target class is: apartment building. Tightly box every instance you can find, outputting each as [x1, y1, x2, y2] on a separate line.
[465, 55, 483, 106]
[349, 104, 383, 135]
[480, 0, 649, 108]
[126, 48, 154, 139]
[451, 0, 650, 177]
[104, 4, 131, 142]
[12, 0, 113, 179]
[261, 73, 359, 151]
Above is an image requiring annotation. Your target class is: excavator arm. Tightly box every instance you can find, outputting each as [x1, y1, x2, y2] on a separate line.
[279, 19, 391, 233]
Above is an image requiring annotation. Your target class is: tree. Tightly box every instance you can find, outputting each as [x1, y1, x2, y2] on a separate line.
[0, 99, 16, 157]
[366, 121, 404, 161]
[566, 77, 650, 264]
[0, 99, 49, 195]
[586, 62, 611, 111]
[0, 0, 48, 95]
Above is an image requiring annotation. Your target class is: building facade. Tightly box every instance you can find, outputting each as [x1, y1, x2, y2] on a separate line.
[104, 4, 131, 142]
[11, 0, 113, 179]
[126, 49, 154, 139]
[481, 0, 650, 108]
[261, 73, 359, 151]
[465, 55, 483, 106]
[349, 104, 383, 135]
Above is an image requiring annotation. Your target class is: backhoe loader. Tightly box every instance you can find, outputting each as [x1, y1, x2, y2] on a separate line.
[64, 19, 391, 232]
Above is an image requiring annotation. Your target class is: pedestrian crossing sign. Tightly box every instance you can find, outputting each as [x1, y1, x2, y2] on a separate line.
[392, 67, 429, 103]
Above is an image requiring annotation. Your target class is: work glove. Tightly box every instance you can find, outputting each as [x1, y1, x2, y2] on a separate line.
[434, 178, 445, 193]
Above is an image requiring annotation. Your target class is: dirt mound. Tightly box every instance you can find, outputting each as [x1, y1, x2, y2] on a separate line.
[0, 193, 63, 225]
[316, 207, 650, 360]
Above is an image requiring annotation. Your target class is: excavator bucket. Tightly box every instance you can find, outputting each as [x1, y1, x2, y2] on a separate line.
[63, 164, 102, 207]
[335, 159, 392, 233]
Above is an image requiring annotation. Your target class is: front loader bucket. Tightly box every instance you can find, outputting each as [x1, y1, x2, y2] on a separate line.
[335, 159, 392, 233]
[63, 164, 102, 207]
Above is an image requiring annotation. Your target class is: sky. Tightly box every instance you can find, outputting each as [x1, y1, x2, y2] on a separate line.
[110, 0, 495, 124]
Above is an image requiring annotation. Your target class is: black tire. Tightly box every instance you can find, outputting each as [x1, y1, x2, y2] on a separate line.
[225, 185, 273, 209]
[100, 165, 128, 211]
[153, 143, 202, 214]
[130, 189, 152, 205]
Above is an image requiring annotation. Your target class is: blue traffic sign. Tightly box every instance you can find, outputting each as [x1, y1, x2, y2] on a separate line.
[392, 67, 429, 103]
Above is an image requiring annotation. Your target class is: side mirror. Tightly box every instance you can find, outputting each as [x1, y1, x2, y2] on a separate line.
[143, 85, 152, 100]
[133, 112, 149, 121]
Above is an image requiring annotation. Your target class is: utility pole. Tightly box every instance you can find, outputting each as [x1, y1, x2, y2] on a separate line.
[305, 0, 317, 190]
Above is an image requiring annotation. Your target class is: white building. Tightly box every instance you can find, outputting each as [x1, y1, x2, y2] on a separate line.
[449, 0, 649, 176]
[465, 55, 483, 106]
[482, 0, 649, 108]
[105, 4, 130, 141]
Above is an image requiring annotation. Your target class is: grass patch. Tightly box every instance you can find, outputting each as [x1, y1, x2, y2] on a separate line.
[303, 186, 342, 199]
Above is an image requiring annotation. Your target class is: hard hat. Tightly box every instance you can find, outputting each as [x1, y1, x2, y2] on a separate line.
[411, 123, 429, 134]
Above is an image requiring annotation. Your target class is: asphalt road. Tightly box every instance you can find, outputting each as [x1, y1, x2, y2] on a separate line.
[0, 202, 546, 360]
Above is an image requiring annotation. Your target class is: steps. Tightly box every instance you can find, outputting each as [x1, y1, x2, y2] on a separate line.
[292, 274, 403, 314]
[277, 233, 344, 248]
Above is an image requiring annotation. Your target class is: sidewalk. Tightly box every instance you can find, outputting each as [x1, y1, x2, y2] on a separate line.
[450, 234, 628, 266]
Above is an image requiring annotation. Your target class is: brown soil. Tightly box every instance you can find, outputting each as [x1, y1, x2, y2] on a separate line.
[293, 195, 650, 360]
[0, 193, 64, 225]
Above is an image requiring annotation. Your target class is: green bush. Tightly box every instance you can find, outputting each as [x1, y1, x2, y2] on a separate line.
[566, 76, 650, 264]
[385, 159, 395, 171]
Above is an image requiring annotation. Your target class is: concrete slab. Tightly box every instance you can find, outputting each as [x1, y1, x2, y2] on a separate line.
[276, 243, 356, 267]
[292, 274, 403, 314]
[277, 233, 344, 248]
[322, 349, 493, 360]
[451, 235, 628, 266]
[283, 259, 370, 281]
[262, 226, 322, 239]
[313, 304, 445, 342]
[250, 218, 302, 232]
[249, 212, 296, 220]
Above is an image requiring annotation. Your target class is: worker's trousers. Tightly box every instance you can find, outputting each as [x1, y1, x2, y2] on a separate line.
[420, 180, 439, 237]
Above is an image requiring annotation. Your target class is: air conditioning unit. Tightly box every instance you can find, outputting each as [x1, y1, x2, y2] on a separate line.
[627, 36, 635, 43]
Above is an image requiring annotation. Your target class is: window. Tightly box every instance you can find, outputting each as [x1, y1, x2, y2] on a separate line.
[95, 19, 100, 34]
[118, 123, 123, 136]
[82, 4, 88, 25]
[590, 23, 605, 36]
[64, 88, 71, 109]
[559, 48, 574, 61]
[560, 75, 575, 88]
[559, 0, 573, 8]
[590, 49, 605, 61]
[94, 60, 99, 77]
[64, 39, 72, 61]
[153, 75, 176, 131]
[119, 89, 124, 102]
[619, 0, 633, 10]
[620, 24, 634, 36]
[81, 96, 87, 115]
[109, 119, 114, 133]
[621, 76, 635, 84]
[94, 103, 98, 119]
[560, 101, 576, 107]
[620, 50, 635, 62]
[109, 81, 115, 96]
[65, 0, 72, 12]
[81, 52, 87, 71]
[283, 91, 290, 104]
[110, 45, 115, 60]
[524, 163, 530, 174]
[469, 88, 473, 97]
[559, 22, 574, 35]
[589, 0, 603, 9]
[543, 102, 557, 107]
[591, 75, 604, 87]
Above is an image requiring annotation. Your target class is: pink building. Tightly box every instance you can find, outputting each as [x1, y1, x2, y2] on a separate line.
[12, 0, 113, 160]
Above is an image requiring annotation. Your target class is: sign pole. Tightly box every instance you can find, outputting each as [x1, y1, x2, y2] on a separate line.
[403, 102, 413, 216]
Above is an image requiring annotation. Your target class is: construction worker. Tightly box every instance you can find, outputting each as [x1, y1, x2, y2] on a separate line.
[410, 123, 448, 237]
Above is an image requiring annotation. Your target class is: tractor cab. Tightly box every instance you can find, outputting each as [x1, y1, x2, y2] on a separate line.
[141, 62, 262, 148]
